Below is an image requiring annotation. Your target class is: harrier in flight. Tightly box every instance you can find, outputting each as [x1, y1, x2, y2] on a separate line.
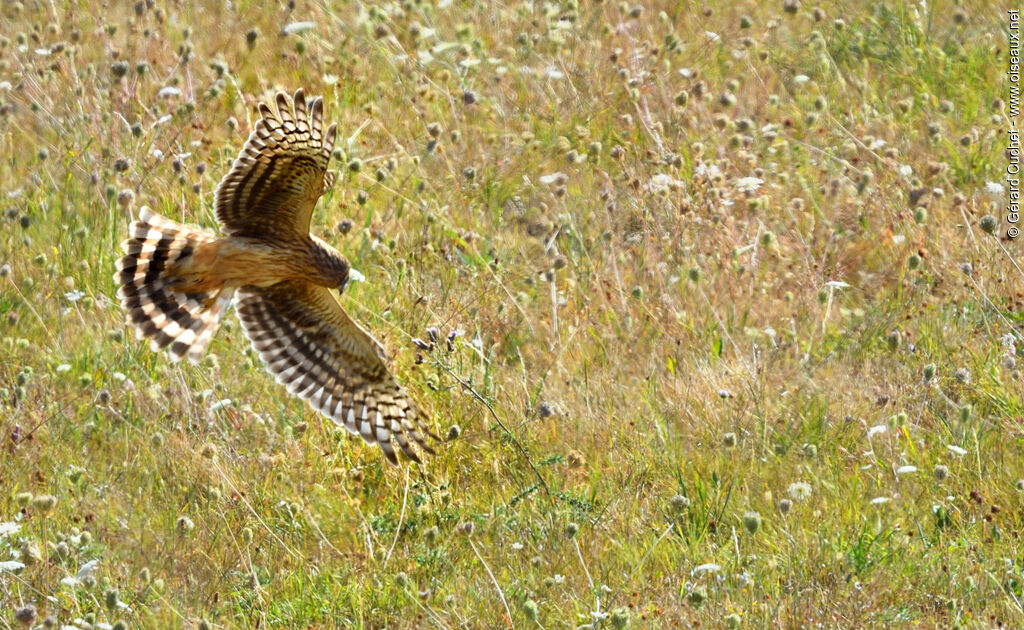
[114, 90, 434, 463]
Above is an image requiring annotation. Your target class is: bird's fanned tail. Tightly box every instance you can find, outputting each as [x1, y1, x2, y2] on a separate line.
[114, 206, 233, 363]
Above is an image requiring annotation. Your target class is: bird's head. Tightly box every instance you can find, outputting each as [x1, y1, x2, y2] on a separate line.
[333, 257, 351, 292]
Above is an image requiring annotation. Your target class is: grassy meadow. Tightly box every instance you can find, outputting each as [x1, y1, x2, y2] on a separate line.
[2, 0, 1023, 627]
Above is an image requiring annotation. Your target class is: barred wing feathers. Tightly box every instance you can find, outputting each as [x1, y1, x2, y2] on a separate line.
[235, 281, 435, 463]
[215, 89, 338, 237]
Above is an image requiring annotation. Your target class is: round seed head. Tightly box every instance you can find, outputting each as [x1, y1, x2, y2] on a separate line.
[31, 494, 57, 516]
[687, 585, 707, 607]
[117, 189, 135, 208]
[742, 510, 761, 534]
[20, 541, 42, 565]
[523, 599, 539, 621]
[610, 607, 630, 629]
[567, 449, 586, 468]
[425, 526, 440, 545]
[104, 587, 119, 611]
[669, 494, 691, 513]
[959, 405, 972, 423]
[14, 604, 37, 627]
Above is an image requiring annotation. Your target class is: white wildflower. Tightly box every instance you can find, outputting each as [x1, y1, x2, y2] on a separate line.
[1001, 333, 1017, 351]
[56, 364, 71, 373]
[281, 21, 316, 35]
[946, 444, 968, 456]
[77, 559, 99, 579]
[870, 496, 891, 505]
[867, 425, 887, 438]
[157, 86, 181, 98]
[896, 465, 917, 475]
[794, 74, 810, 84]
[693, 162, 722, 180]
[649, 173, 684, 191]
[65, 290, 85, 302]
[787, 481, 812, 501]
[985, 181, 1005, 196]
[693, 563, 721, 575]
[348, 268, 365, 283]
[539, 172, 569, 186]
[734, 176, 764, 194]
[0, 561, 26, 572]
[0, 522, 21, 537]
[210, 398, 233, 412]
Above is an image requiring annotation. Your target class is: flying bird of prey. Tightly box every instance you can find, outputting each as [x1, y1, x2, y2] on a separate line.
[114, 89, 435, 463]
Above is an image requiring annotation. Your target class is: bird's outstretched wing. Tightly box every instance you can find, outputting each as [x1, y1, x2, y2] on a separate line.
[235, 280, 436, 464]
[215, 89, 337, 237]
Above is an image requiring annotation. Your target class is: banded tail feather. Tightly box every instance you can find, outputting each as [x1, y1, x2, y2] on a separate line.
[114, 206, 233, 363]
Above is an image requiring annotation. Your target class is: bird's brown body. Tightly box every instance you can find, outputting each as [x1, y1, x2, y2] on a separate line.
[164, 234, 349, 294]
[114, 90, 434, 463]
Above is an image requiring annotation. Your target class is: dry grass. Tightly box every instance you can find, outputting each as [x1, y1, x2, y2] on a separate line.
[1, 0, 1023, 628]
